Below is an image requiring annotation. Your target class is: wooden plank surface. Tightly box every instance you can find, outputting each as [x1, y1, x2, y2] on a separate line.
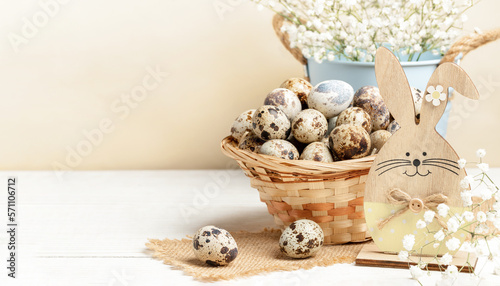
[0, 170, 498, 285]
[356, 242, 477, 272]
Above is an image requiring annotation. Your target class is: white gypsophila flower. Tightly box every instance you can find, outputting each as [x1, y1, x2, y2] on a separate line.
[477, 163, 489, 173]
[461, 241, 473, 252]
[460, 190, 473, 207]
[479, 187, 493, 201]
[437, 203, 450, 217]
[477, 211, 487, 223]
[416, 219, 427, 229]
[447, 217, 460, 233]
[252, 0, 475, 62]
[444, 265, 459, 279]
[462, 211, 474, 222]
[440, 253, 453, 265]
[435, 229, 446, 241]
[424, 210, 435, 223]
[398, 250, 409, 261]
[460, 176, 474, 189]
[493, 202, 500, 211]
[445, 237, 461, 251]
[476, 149, 486, 158]
[403, 234, 415, 251]
[410, 265, 425, 280]
[474, 239, 489, 256]
[475, 224, 489, 234]
[457, 159, 466, 169]
[434, 242, 440, 248]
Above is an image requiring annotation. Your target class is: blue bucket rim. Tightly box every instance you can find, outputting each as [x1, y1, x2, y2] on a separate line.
[307, 58, 442, 67]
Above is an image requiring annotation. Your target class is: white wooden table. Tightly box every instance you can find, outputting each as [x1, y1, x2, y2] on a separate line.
[0, 169, 499, 286]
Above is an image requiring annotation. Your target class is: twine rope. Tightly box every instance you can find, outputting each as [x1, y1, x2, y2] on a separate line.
[377, 188, 449, 230]
[440, 28, 500, 64]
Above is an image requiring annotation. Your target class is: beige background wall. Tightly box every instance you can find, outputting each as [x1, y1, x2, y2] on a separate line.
[0, 0, 498, 170]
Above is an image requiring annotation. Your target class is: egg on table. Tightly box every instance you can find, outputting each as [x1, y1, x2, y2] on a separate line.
[386, 120, 401, 134]
[264, 88, 302, 120]
[336, 107, 372, 133]
[308, 80, 354, 119]
[280, 78, 313, 109]
[193, 226, 238, 266]
[329, 125, 371, 160]
[370, 130, 392, 154]
[300, 142, 334, 163]
[230, 109, 256, 141]
[279, 219, 324, 258]
[353, 86, 390, 131]
[238, 132, 265, 153]
[252, 105, 291, 140]
[259, 139, 299, 160]
[291, 109, 328, 144]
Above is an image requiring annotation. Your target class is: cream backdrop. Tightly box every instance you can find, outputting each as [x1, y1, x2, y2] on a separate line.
[0, 0, 498, 170]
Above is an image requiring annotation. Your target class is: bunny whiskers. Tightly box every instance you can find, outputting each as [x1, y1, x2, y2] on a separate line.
[375, 159, 412, 176]
[422, 158, 459, 176]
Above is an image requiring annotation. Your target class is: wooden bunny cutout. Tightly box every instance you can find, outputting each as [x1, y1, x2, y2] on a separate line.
[364, 47, 480, 254]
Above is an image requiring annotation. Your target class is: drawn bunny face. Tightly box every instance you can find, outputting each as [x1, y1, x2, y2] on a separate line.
[364, 47, 479, 254]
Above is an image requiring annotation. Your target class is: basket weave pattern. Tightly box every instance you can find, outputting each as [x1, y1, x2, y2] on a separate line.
[221, 136, 375, 245]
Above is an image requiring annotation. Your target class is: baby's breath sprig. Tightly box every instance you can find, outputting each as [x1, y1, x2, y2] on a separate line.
[252, 0, 479, 63]
[398, 149, 500, 284]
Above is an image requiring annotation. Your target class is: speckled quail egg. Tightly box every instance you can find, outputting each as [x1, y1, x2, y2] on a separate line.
[327, 116, 338, 136]
[259, 139, 299, 160]
[300, 142, 334, 163]
[370, 130, 392, 154]
[292, 109, 328, 144]
[238, 133, 264, 153]
[353, 86, 390, 131]
[193, 226, 238, 266]
[279, 219, 324, 259]
[264, 88, 302, 120]
[308, 80, 354, 119]
[230, 109, 256, 141]
[252, 105, 291, 140]
[280, 78, 313, 109]
[329, 125, 371, 160]
[411, 87, 423, 123]
[336, 107, 372, 133]
[387, 120, 401, 134]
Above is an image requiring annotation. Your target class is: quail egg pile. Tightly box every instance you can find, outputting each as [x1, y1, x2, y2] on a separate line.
[230, 78, 421, 162]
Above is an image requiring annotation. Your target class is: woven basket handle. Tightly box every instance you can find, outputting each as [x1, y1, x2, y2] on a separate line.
[272, 14, 307, 65]
[273, 13, 500, 65]
[440, 27, 500, 63]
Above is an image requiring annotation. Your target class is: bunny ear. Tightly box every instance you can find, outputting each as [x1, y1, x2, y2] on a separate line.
[375, 47, 416, 128]
[420, 62, 480, 130]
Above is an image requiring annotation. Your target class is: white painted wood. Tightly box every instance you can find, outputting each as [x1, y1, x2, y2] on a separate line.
[0, 170, 498, 285]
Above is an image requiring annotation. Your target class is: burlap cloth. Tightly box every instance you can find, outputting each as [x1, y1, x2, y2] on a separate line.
[146, 228, 367, 282]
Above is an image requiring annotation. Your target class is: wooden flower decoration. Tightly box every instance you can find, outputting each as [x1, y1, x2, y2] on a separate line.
[425, 85, 446, 106]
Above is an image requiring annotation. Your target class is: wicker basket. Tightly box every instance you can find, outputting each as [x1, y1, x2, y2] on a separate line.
[221, 136, 375, 245]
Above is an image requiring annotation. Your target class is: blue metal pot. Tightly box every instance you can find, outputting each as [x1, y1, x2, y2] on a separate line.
[306, 55, 451, 137]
